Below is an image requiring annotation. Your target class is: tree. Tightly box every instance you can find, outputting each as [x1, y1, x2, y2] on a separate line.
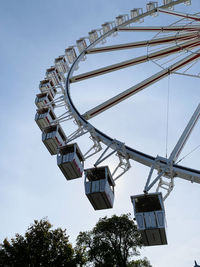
[0, 215, 152, 267]
[76, 214, 152, 267]
[0, 218, 84, 267]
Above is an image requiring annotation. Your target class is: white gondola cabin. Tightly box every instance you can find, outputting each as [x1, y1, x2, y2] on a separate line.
[130, 8, 144, 22]
[131, 193, 167, 246]
[88, 30, 99, 44]
[101, 22, 112, 34]
[35, 92, 53, 109]
[46, 66, 63, 86]
[39, 79, 57, 98]
[65, 47, 77, 64]
[115, 15, 128, 26]
[146, 1, 158, 16]
[42, 124, 67, 155]
[76, 38, 87, 53]
[84, 166, 115, 210]
[57, 143, 84, 180]
[35, 107, 56, 130]
[55, 56, 69, 74]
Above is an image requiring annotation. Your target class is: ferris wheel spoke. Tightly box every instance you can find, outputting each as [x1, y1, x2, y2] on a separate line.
[118, 25, 200, 32]
[158, 8, 200, 22]
[83, 50, 200, 120]
[86, 32, 197, 54]
[70, 38, 200, 83]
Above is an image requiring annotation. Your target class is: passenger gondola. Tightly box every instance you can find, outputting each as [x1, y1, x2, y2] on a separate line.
[35, 107, 56, 130]
[131, 192, 167, 246]
[88, 30, 98, 44]
[35, 92, 53, 109]
[57, 143, 84, 180]
[42, 124, 67, 155]
[84, 166, 115, 210]
[55, 55, 69, 74]
[39, 79, 57, 97]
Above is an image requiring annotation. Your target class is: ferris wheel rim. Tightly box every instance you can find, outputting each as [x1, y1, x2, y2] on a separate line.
[64, 0, 200, 185]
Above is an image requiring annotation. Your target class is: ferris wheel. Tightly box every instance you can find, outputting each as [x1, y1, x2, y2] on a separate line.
[35, 0, 200, 246]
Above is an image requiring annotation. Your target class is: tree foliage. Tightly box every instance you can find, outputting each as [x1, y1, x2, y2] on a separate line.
[76, 214, 151, 267]
[0, 215, 152, 267]
[0, 218, 84, 267]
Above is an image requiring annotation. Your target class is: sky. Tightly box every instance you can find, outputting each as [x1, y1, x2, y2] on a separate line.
[1, 0, 200, 266]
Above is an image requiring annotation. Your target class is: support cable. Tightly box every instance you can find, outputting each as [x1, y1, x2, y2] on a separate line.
[182, 58, 199, 74]
[165, 75, 170, 158]
[176, 144, 200, 164]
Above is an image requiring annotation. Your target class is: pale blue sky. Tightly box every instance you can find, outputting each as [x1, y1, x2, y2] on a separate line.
[1, 1, 200, 266]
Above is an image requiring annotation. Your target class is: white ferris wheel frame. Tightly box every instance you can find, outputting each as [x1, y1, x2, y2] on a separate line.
[38, 0, 200, 201]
